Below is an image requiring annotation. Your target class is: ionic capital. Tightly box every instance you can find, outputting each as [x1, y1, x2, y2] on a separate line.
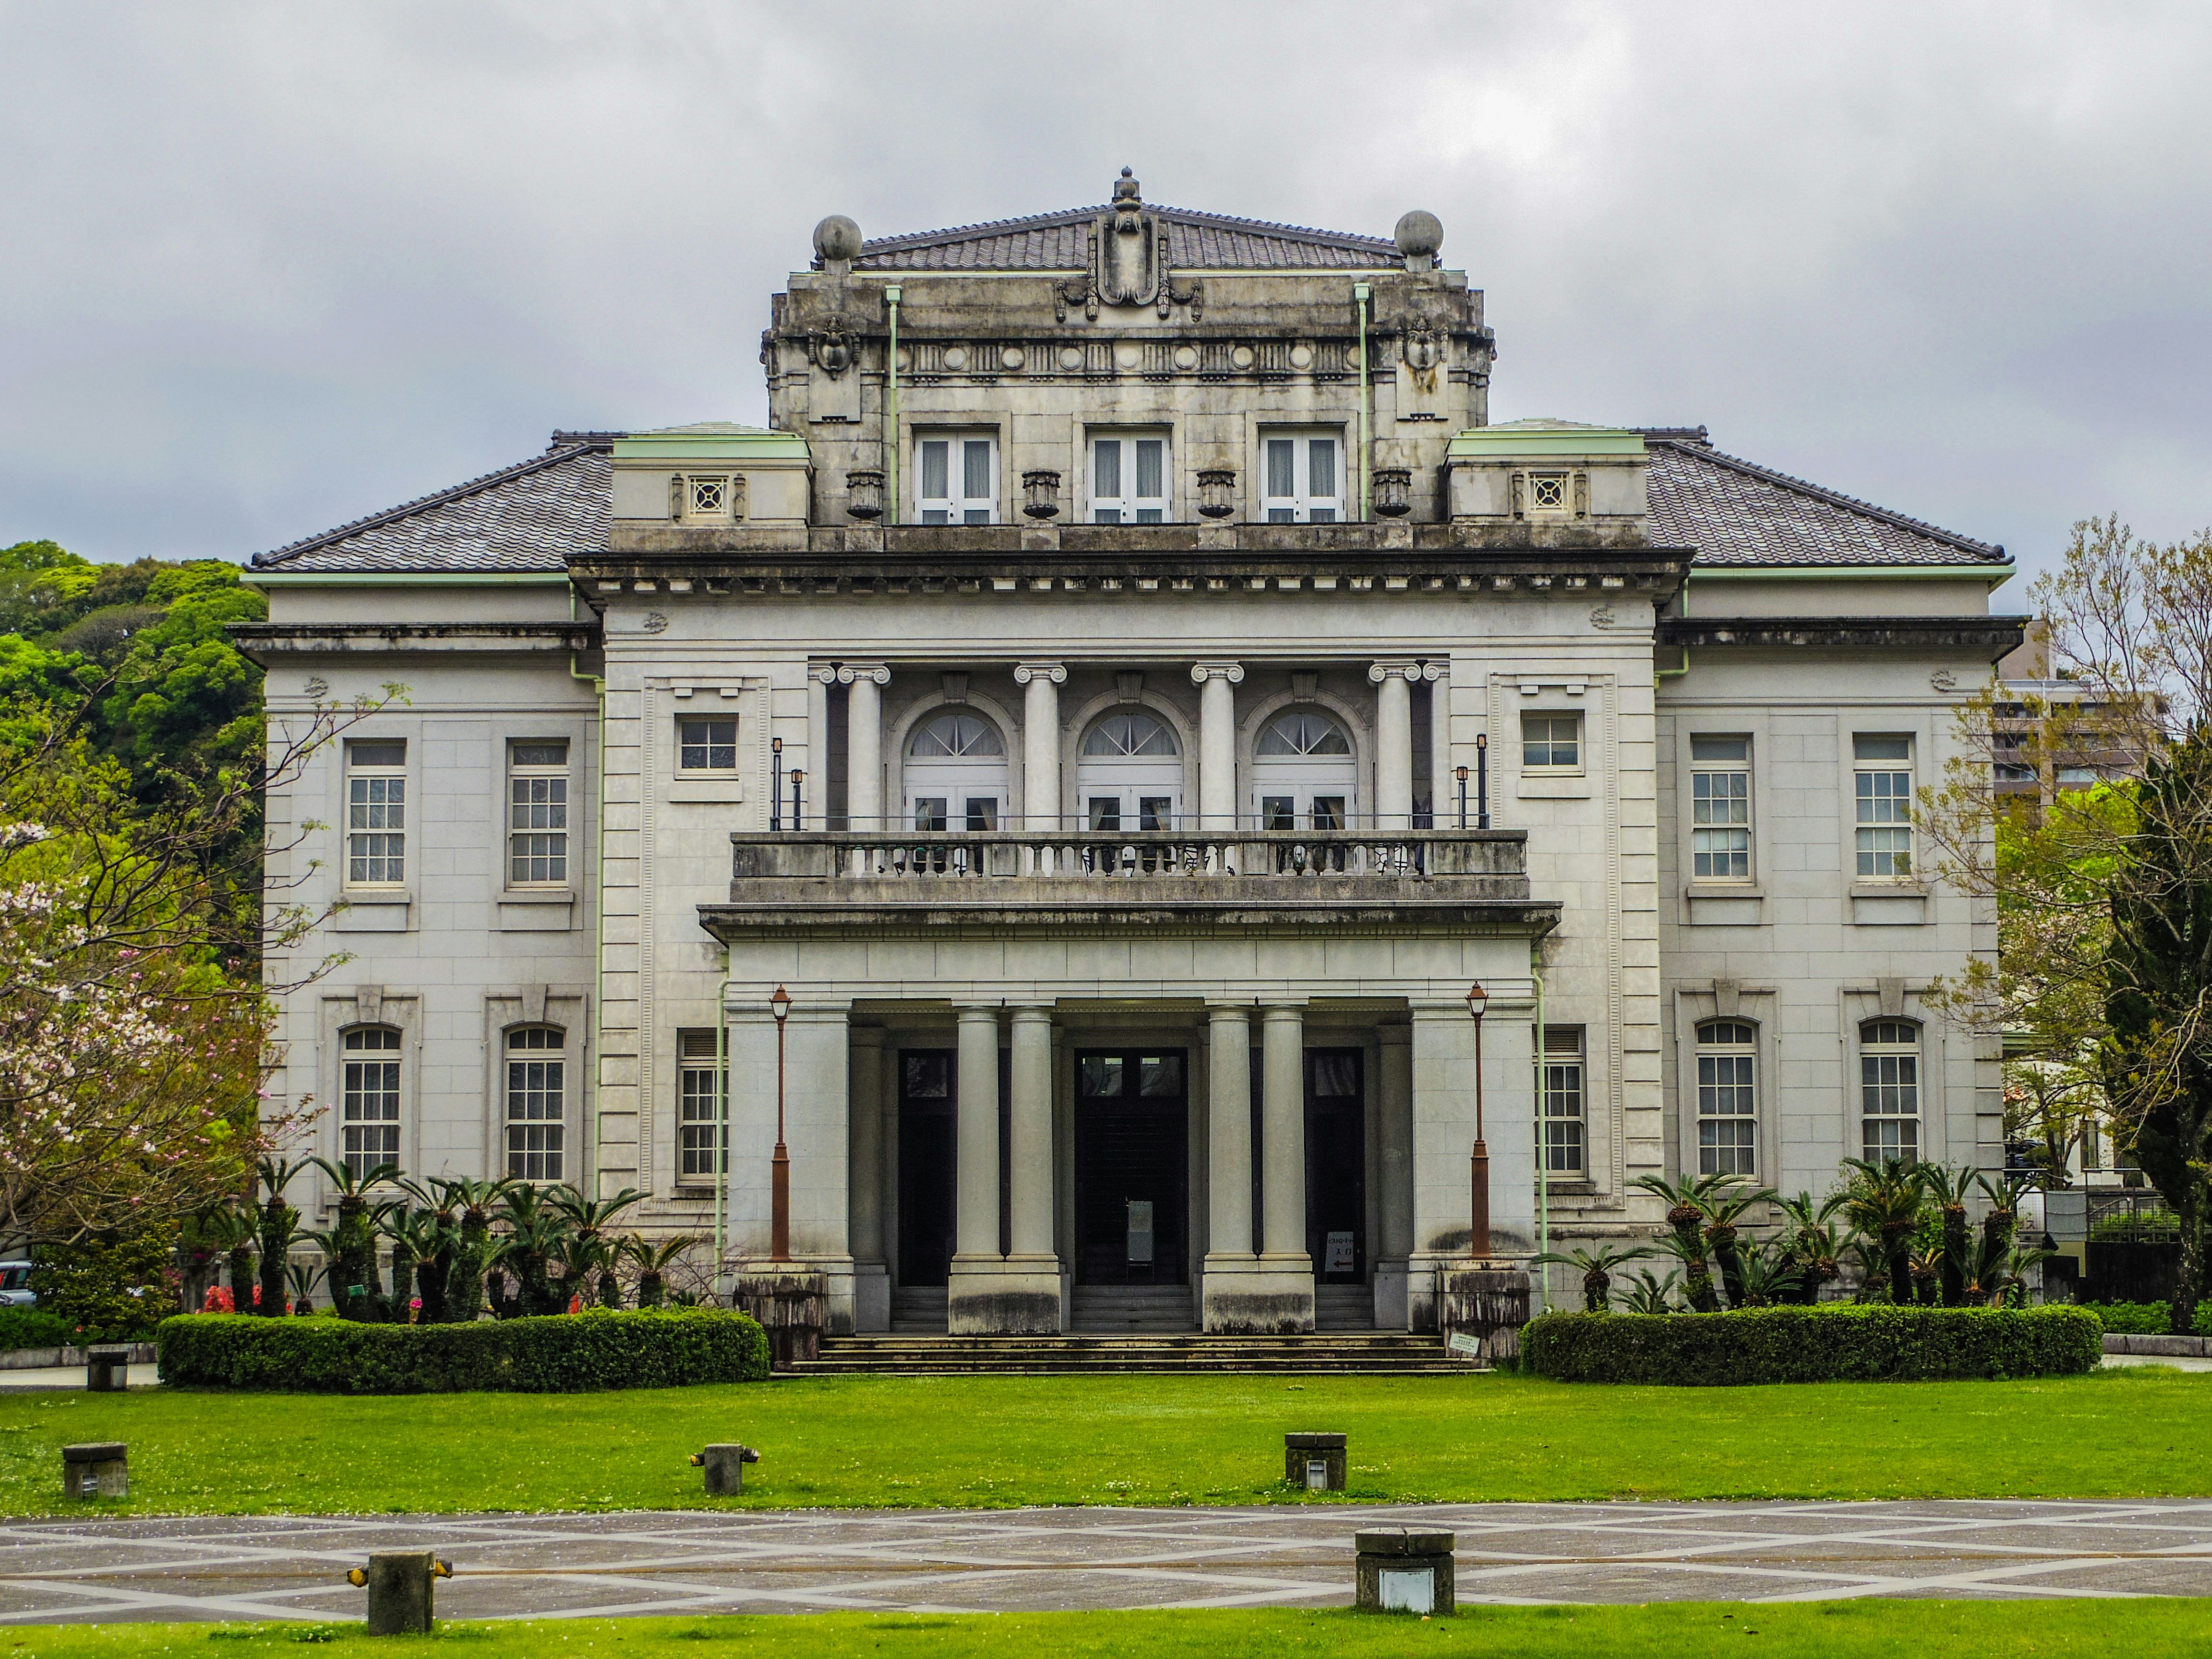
[1012, 661, 1067, 685]
[1190, 661, 1245, 685]
[1421, 661, 1449, 683]
[837, 661, 891, 686]
[1369, 658, 1424, 684]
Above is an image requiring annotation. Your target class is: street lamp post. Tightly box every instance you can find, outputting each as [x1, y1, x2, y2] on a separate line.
[1466, 981, 1490, 1261]
[770, 984, 792, 1262]
[1455, 765, 1469, 831]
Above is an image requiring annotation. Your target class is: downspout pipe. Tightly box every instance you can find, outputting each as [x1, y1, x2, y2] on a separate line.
[884, 285, 902, 526]
[714, 945, 732, 1298]
[567, 587, 608, 1192]
[1656, 572, 1691, 680]
[1354, 282, 1372, 521]
[1532, 941, 1550, 1315]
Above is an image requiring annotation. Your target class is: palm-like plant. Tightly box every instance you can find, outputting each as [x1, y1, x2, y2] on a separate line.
[307, 1156, 397, 1320]
[1618, 1268, 1679, 1316]
[1730, 1240, 1804, 1308]
[1842, 1156, 1926, 1305]
[1630, 1173, 1724, 1312]
[202, 1203, 259, 1312]
[498, 1183, 574, 1316]
[1918, 1164, 1980, 1308]
[285, 1257, 321, 1316]
[551, 1187, 643, 1310]
[623, 1236, 699, 1309]
[437, 1177, 512, 1323]
[1531, 1242, 1651, 1312]
[1975, 1169, 2032, 1265]
[253, 1157, 310, 1319]
[1696, 1180, 1779, 1309]
[1774, 1191, 1849, 1304]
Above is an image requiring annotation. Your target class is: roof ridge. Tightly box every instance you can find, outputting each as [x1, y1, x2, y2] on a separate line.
[251, 437, 609, 568]
[1649, 436, 2005, 561]
[855, 202, 1400, 260]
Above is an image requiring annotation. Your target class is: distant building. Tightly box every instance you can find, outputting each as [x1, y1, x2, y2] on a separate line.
[236, 173, 2024, 1335]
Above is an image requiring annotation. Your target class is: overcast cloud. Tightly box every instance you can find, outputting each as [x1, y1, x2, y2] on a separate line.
[2, 1, 2207, 593]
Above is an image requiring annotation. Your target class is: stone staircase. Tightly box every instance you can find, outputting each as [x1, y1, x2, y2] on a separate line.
[1069, 1286, 1194, 1332]
[1315, 1283, 1374, 1331]
[790, 1330, 1469, 1376]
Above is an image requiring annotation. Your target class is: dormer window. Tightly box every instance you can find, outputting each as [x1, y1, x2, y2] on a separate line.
[918, 431, 997, 524]
[676, 474, 737, 522]
[1528, 472, 1568, 512]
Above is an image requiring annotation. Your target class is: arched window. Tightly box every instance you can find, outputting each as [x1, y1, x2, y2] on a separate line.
[340, 1026, 402, 1181]
[1079, 711, 1184, 832]
[1252, 709, 1356, 830]
[904, 710, 1009, 831]
[1695, 1020, 1757, 1176]
[506, 1026, 566, 1181]
[907, 712, 1004, 759]
[1860, 1020, 1922, 1161]
[1256, 710, 1352, 756]
[1082, 711, 1179, 757]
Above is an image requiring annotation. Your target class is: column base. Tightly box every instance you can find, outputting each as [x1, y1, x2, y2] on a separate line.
[948, 1254, 1063, 1335]
[732, 1256, 856, 1336]
[853, 1263, 890, 1334]
[1372, 1257, 1411, 1331]
[1199, 1252, 1315, 1334]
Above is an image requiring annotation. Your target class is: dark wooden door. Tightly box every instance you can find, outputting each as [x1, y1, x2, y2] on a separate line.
[1073, 1050, 1188, 1284]
[897, 1049, 956, 1286]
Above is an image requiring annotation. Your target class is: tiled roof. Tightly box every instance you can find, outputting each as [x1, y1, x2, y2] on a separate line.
[250, 437, 614, 573]
[1645, 434, 2005, 568]
[849, 204, 1404, 273]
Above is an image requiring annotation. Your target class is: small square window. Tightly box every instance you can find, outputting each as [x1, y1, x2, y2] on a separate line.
[1522, 713, 1582, 770]
[679, 716, 738, 772]
[1090, 433, 1169, 522]
[917, 431, 996, 524]
[1528, 472, 1567, 510]
[1260, 431, 1342, 522]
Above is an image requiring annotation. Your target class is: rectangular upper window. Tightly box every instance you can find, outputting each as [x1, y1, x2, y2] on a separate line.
[507, 738, 569, 887]
[677, 1029, 726, 1181]
[345, 738, 406, 887]
[1090, 433, 1168, 523]
[1262, 431, 1342, 522]
[916, 431, 996, 524]
[678, 715, 738, 772]
[1691, 734, 1752, 881]
[1522, 713, 1582, 771]
[1853, 733, 1914, 878]
[1537, 1025, 1585, 1176]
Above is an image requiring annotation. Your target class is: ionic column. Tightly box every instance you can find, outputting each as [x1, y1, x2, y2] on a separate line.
[1425, 662, 1450, 827]
[1014, 662, 1066, 830]
[1260, 1005, 1308, 1262]
[953, 1007, 1000, 1260]
[1205, 1007, 1255, 1260]
[839, 662, 889, 832]
[1374, 1022, 1414, 1329]
[805, 666, 834, 830]
[1370, 660, 1421, 830]
[848, 1025, 889, 1331]
[1008, 1006, 1056, 1262]
[1191, 662, 1245, 829]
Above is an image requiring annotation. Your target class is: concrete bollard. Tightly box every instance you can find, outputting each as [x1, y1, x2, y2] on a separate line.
[1285, 1432, 1347, 1492]
[61, 1442, 128, 1501]
[1354, 1528, 1456, 1615]
[86, 1347, 131, 1393]
[690, 1443, 761, 1495]
[345, 1552, 452, 1635]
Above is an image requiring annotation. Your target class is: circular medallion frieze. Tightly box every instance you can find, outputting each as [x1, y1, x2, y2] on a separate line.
[1230, 344, 1255, 370]
[642, 611, 669, 634]
[1113, 343, 1141, 370]
[942, 345, 967, 371]
[1172, 343, 1198, 370]
[1059, 345, 1082, 370]
[1001, 345, 1025, 371]
[1289, 343, 1314, 370]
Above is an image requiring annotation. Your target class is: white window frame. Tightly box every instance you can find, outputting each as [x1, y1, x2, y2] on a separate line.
[1537, 1025, 1586, 1176]
[679, 474, 736, 523]
[1859, 1019, 1922, 1162]
[344, 738, 407, 888]
[915, 430, 997, 524]
[507, 739, 570, 888]
[1691, 734, 1752, 881]
[1261, 430, 1343, 522]
[1696, 1019, 1759, 1177]
[1524, 469, 1573, 517]
[505, 1025, 567, 1182]
[677, 1028, 727, 1183]
[1854, 733, 1915, 880]
[340, 1025, 403, 1181]
[1089, 431, 1170, 523]
[1521, 711, 1584, 774]
[677, 714, 740, 774]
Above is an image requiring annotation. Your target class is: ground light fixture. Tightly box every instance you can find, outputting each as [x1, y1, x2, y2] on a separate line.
[770, 984, 793, 1262]
[1466, 980, 1489, 1260]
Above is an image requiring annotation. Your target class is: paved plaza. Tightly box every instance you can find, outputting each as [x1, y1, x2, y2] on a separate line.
[4, 1499, 2211, 1623]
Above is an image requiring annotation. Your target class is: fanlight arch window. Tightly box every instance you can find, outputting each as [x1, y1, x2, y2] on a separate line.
[1859, 1019, 1922, 1162]
[1256, 710, 1353, 757]
[1082, 711, 1180, 757]
[907, 711, 1005, 759]
[340, 1025, 402, 1181]
[505, 1025, 566, 1182]
[1695, 1019, 1758, 1177]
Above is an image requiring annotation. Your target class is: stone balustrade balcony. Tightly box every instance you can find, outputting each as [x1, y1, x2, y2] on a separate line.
[705, 828, 1557, 935]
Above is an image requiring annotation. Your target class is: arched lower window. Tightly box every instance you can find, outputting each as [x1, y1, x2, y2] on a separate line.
[1860, 1020, 1922, 1162]
[907, 712, 1004, 759]
[1256, 710, 1352, 756]
[340, 1026, 402, 1181]
[1082, 712, 1179, 757]
[1079, 711, 1184, 832]
[1695, 1020, 1757, 1176]
[506, 1027, 566, 1181]
[1252, 709, 1356, 831]
[904, 710, 1008, 831]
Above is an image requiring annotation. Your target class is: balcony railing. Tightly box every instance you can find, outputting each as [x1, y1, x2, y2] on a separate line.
[732, 827, 1525, 883]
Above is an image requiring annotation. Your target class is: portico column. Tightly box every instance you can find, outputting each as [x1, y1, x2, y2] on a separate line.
[1014, 662, 1066, 830]
[1008, 1006, 1056, 1264]
[839, 663, 889, 831]
[947, 1005, 1060, 1334]
[1374, 1023, 1414, 1330]
[953, 1007, 999, 1262]
[1191, 661, 1245, 829]
[1205, 1007, 1255, 1260]
[1424, 662, 1450, 827]
[848, 1025, 889, 1332]
[1247, 1004, 1315, 1332]
[1370, 660, 1420, 830]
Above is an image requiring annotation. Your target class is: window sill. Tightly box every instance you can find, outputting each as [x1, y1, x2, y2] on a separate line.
[669, 777, 747, 804]
[498, 889, 577, 932]
[1850, 879, 1930, 899]
[1516, 774, 1592, 800]
[334, 891, 411, 933]
[1851, 886, 1930, 927]
[669, 1185, 719, 1202]
[1686, 882, 1764, 900]
[499, 887, 577, 904]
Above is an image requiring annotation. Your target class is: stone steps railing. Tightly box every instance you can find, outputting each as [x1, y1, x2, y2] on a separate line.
[732, 828, 1525, 882]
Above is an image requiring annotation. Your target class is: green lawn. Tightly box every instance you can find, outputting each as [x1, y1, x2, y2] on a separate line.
[3, 1605, 2207, 1659]
[2, 1369, 2207, 1517]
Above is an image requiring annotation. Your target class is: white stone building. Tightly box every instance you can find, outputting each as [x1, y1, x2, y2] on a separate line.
[237, 176, 2022, 1336]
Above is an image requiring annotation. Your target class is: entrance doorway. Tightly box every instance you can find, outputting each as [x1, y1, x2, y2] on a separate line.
[1305, 1048, 1366, 1283]
[1073, 1050, 1189, 1284]
[896, 1050, 957, 1286]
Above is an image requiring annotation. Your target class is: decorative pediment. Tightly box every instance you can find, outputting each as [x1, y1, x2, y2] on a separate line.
[1054, 169, 1203, 323]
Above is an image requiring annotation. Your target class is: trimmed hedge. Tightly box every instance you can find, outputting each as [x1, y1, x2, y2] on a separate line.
[1523, 1305, 2103, 1385]
[156, 1307, 770, 1393]
[2078, 1300, 2212, 1336]
[0, 1307, 79, 1351]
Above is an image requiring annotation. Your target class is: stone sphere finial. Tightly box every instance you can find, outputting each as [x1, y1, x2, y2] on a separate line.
[1395, 210, 1444, 268]
[1113, 166, 1142, 204]
[813, 214, 863, 267]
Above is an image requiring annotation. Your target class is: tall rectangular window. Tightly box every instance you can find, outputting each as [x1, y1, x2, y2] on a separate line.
[345, 738, 407, 886]
[1522, 713, 1582, 771]
[677, 1029, 726, 1180]
[1696, 1019, 1758, 1176]
[1090, 434, 1169, 522]
[677, 715, 738, 772]
[1854, 734, 1915, 878]
[1860, 1020, 1921, 1161]
[917, 432, 996, 523]
[340, 1027, 402, 1180]
[1537, 1026, 1586, 1175]
[507, 739, 569, 886]
[1691, 734, 1752, 880]
[505, 1027, 566, 1181]
[1262, 431, 1342, 522]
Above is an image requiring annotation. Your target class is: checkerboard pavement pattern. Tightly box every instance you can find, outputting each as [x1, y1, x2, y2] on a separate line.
[5, 1500, 2211, 1624]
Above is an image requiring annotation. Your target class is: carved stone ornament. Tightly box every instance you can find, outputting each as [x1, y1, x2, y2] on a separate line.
[302, 675, 330, 699]
[1054, 168, 1201, 323]
[642, 612, 669, 634]
[1021, 469, 1063, 520]
[1401, 320, 1445, 381]
[844, 468, 885, 521]
[809, 324, 854, 379]
[1372, 467, 1412, 518]
[1930, 668, 1960, 693]
[1588, 603, 1617, 631]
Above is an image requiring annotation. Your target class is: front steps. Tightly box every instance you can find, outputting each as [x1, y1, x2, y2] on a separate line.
[1070, 1285, 1194, 1332]
[789, 1331, 1471, 1376]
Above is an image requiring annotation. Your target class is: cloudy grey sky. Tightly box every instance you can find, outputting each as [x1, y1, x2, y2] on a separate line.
[3, 1, 2207, 594]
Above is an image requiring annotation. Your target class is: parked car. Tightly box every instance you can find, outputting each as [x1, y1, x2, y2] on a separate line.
[0, 1263, 35, 1307]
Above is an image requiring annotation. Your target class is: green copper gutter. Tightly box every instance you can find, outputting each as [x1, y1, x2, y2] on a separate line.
[244, 571, 574, 588]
